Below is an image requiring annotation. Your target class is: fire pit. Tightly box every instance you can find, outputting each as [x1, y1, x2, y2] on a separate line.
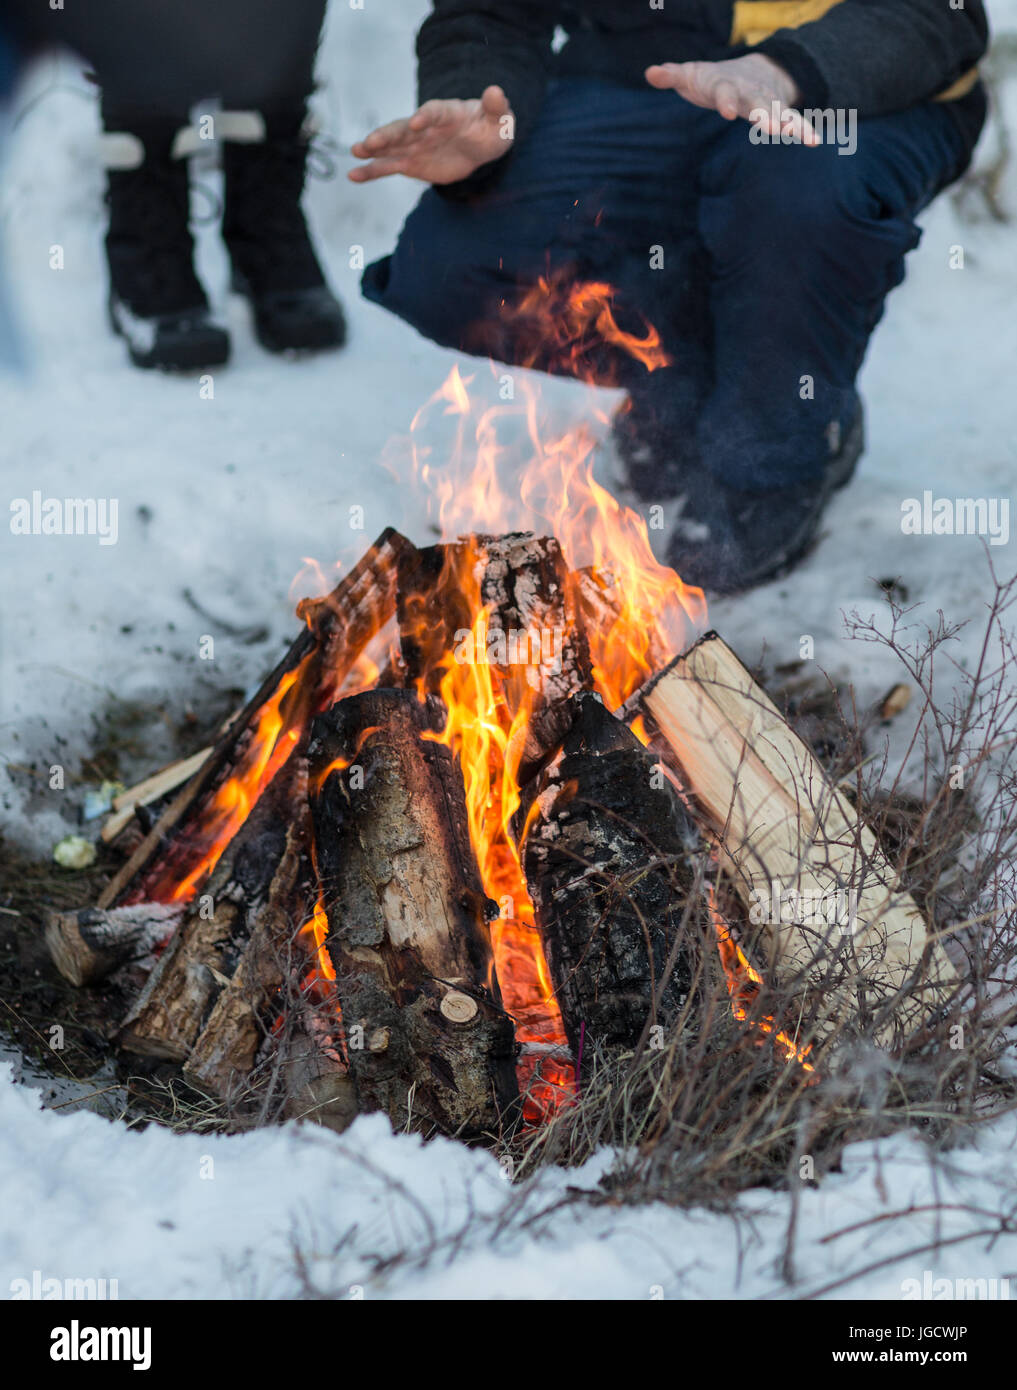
[45, 516, 954, 1141]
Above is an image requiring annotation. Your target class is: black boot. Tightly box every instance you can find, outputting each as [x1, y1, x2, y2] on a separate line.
[103, 121, 230, 371]
[666, 399, 866, 595]
[222, 113, 346, 354]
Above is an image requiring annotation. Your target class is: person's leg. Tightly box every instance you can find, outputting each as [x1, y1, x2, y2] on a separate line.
[10, 0, 342, 363]
[661, 99, 979, 594]
[211, 0, 345, 353]
[363, 77, 708, 395]
[694, 103, 974, 493]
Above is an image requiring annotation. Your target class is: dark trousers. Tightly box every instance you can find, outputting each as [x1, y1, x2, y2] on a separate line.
[364, 77, 978, 491]
[6, 0, 327, 123]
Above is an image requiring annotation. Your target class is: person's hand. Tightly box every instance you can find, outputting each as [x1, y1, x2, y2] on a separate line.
[349, 85, 515, 185]
[646, 54, 820, 146]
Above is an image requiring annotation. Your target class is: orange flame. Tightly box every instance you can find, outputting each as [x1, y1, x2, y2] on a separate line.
[136, 274, 801, 1105]
[711, 891, 814, 1072]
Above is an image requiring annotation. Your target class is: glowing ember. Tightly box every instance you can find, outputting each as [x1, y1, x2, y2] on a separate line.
[712, 894, 815, 1073]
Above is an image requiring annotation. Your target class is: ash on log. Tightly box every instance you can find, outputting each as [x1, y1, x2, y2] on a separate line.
[309, 689, 519, 1139]
[45, 903, 185, 987]
[523, 694, 709, 1057]
[119, 750, 310, 1062]
[100, 527, 415, 909]
[479, 533, 592, 780]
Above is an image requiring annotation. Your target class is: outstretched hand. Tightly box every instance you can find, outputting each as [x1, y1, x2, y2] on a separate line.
[646, 54, 820, 146]
[349, 84, 515, 185]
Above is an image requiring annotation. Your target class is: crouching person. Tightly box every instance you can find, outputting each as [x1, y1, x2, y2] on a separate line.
[351, 0, 988, 594]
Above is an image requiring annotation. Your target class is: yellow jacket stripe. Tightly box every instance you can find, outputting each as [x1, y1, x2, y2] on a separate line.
[730, 0, 978, 102]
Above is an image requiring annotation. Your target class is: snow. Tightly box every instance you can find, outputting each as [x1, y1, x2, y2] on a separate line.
[1, 0, 1016, 1300]
[1, 1058, 1016, 1300]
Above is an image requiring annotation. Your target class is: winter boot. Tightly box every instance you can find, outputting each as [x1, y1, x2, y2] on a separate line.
[103, 120, 230, 371]
[221, 111, 346, 354]
[665, 398, 866, 595]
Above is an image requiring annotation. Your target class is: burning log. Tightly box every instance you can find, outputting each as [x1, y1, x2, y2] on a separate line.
[479, 533, 592, 778]
[397, 532, 592, 782]
[45, 903, 185, 987]
[523, 694, 707, 1056]
[119, 751, 310, 1061]
[638, 632, 957, 1046]
[100, 527, 414, 909]
[181, 761, 315, 1101]
[308, 688, 519, 1139]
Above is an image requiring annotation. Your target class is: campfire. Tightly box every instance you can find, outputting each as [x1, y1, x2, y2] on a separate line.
[43, 305, 957, 1142]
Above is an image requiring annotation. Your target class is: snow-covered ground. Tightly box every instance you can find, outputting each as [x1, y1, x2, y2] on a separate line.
[1, 1, 1016, 1300]
[3, 1059, 1017, 1301]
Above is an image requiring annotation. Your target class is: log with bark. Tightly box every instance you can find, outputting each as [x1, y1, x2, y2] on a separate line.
[308, 688, 519, 1139]
[119, 749, 311, 1062]
[45, 903, 186, 987]
[523, 694, 709, 1057]
[181, 756, 316, 1102]
[637, 632, 958, 1047]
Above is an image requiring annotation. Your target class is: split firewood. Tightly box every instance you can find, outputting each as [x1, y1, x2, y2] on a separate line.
[100, 527, 415, 908]
[637, 632, 957, 1047]
[523, 694, 709, 1056]
[119, 750, 310, 1062]
[45, 903, 185, 987]
[308, 688, 519, 1139]
[101, 747, 212, 845]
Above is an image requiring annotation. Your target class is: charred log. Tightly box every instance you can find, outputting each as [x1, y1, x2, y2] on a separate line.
[45, 903, 185, 987]
[523, 694, 706, 1057]
[182, 765, 316, 1100]
[397, 533, 592, 783]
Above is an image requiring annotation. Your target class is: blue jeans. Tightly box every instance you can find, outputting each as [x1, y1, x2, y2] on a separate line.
[364, 78, 976, 492]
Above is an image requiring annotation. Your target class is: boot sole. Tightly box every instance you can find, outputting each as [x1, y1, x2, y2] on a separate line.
[231, 270, 348, 355]
[108, 300, 231, 372]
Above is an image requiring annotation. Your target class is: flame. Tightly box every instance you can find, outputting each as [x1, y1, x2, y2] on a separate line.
[136, 273, 799, 1108]
[133, 661, 309, 904]
[711, 890, 814, 1072]
[299, 892, 336, 985]
[398, 282, 706, 1113]
[413, 545, 571, 1115]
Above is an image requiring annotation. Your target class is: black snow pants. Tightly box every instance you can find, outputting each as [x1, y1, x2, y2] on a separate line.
[4, 0, 328, 123]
